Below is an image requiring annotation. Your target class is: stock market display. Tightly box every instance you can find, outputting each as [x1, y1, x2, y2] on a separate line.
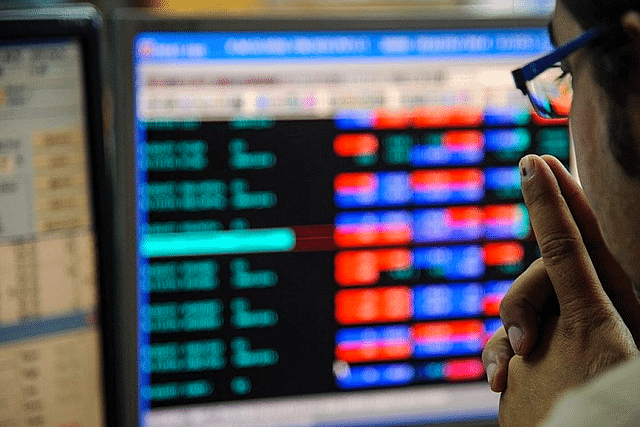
[139, 107, 568, 406]
[131, 28, 569, 425]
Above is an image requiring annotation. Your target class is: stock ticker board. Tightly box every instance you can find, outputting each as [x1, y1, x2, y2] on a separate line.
[137, 108, 569, 407]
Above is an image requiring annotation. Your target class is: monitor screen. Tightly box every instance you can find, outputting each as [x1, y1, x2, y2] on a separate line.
[0, 8, 109, 427]
[0, 39, 103, 424]
[118, 15, 569, 427]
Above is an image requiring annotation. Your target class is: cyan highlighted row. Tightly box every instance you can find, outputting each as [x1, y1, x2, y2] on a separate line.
[140, 228, 296, 258]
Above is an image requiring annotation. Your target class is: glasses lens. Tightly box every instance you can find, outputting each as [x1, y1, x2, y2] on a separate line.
[526, 66, 572, 118]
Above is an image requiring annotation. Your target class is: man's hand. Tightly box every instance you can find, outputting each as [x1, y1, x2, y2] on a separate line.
[481, 155, 640, 426]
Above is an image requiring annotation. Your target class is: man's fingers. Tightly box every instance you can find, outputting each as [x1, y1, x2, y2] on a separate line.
[499, 258, 556, 355]
[541, 155, 625, 283]
[519, 155, 607, 319]
[541, 155, 640, 345]
[481, 326, 514, 392]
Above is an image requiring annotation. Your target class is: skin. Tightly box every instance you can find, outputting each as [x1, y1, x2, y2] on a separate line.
[569, 10, 640, 293]
[494, 155, 638, 427]
[482, 2, 640, 426]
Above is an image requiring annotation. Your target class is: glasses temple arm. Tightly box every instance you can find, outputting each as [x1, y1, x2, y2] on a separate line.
[512, 68, 529, 95]
[511, 28, 601, 93]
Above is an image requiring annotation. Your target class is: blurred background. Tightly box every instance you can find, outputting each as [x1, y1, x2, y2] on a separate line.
[0, 0, 555, 19]
[0, 1, 558, 426]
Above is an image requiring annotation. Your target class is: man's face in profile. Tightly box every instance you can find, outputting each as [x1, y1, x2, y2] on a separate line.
[551, 0, 640, 289]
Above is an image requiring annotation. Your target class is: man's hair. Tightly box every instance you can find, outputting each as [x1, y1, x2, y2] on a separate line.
[561, 0, 640, 176]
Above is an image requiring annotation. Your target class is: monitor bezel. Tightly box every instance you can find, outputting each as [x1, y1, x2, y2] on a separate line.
[0, 6, 115, 427]
[113, 10, 552, 427]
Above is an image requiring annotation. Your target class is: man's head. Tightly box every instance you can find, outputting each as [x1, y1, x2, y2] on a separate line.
[550, 0, 640, 287]
[560, 0, 640, 176]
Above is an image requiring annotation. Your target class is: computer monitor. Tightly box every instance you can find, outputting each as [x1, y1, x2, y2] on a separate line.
[113, 10, 569, 427]
[0, 6, 113, 427]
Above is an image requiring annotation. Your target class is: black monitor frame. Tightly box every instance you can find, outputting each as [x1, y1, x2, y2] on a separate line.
[0, 5, 115, 427]
[113, 9, 551, 427]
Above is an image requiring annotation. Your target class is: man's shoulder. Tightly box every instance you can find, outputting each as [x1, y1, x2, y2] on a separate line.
[543, 358, 640, 427]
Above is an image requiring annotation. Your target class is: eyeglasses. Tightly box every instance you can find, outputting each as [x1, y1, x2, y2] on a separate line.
[512, 28, 601, 118]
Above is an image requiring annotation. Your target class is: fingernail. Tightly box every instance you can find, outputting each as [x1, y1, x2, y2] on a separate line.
[486, 363, 497, 386]
[508, 326, 524, 353]
[519, 155, 536, 180]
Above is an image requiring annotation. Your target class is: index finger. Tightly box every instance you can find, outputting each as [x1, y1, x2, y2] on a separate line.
[519, 155, 609, 318]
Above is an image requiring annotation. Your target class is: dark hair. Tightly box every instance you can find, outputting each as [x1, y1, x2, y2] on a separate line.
[561, 0, 640, 176]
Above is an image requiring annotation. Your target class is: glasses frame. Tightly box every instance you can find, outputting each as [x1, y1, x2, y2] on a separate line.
[512, 28, 601, 117]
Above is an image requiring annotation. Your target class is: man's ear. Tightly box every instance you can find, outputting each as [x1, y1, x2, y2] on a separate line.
[621, 11, 640, 46]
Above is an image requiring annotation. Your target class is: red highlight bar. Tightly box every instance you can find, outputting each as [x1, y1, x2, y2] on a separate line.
[292, 225, 336, 251]
[334, 173, 377, 192]
[413, 320, 483, 340]
[378, 223, 412, 246]
[374, 109, 411, 129]
[335, 326, 412, 363]
[335, 249, 412, 286]
[411, 169, 450, 187]
[442, 130, 484, 149]
[335, 342, 412, 363]
[449, 169, 484, 186]
[334, 228, 377, 247]
[334, 214, 413, 248]
[380, 342, 413, 360]
[335, 251, 379, 286]
[484, 242, 525, 266]
[484, 205, 517, 222]
[335, 346, 375, 363]
[411, 106, 483, 128]
[376, 249, 412, 271]
[483, 297, 501, 316]
[381, 287, 413, 321]
[449, 206, 484, 224]
[334, 134, 379, 157]
[444, 358, 485, 381]
[335, 287, 412, 324]
[411, 168, 483, 188]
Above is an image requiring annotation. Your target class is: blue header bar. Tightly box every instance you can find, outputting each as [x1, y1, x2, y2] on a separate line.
[135, 28, 551, 63]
